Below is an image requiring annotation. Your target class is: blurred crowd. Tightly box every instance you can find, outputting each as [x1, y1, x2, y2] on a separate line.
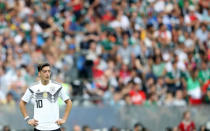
[0, 0, 209, 107]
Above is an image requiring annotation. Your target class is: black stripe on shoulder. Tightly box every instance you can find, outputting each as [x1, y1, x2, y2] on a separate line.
[29, 88, 34, 93]
[53, 87, 62, 98]
[52, 80, 61, 85]
[57, 87, 62, 92]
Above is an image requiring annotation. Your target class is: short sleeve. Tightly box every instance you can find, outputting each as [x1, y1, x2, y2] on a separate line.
[21, 88, 33, 103]
[59, 87, 70, 102]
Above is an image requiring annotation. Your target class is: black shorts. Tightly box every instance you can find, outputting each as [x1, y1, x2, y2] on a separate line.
[34, 128, 61, 131]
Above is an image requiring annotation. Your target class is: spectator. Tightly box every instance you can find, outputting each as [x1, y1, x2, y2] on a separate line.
[0, 66, 8, 96]
[178, 111, 196, 131]
[123, 94, 132, 106]
[202, 80, 210, 99]
[109, 126, 119, 131]
[156, 76, 167, 100]
[202, 121, 210, 131]
[198, 60, 210, 86]
[133, 122, 146, 131]
[119, 60, 131, 85]
[0, 0, 209, 108]
[82, 125, 92, 131]
[109, 91, 124, 107]
[165, 60, 183, 94]
[144, 92, 158, 107]
[2, 125, 10, 131]
[152, 53, 165, 78]
[5, 92, 15, 107]
[203, 87, 210, 104]
[163, 92, 174, 106]
[186, 69, 202, 105]
[117, 36, 133, 64]
[73, 125, 81, 131]
[129, 77, 146, 105]
[173, 90, 187, 106]
[154, 23, 172, 48]
[196, 23, 208, 49]
[165, 127, 178, 131]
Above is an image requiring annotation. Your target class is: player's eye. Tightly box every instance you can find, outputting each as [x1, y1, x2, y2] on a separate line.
[42, 70, 51, 73]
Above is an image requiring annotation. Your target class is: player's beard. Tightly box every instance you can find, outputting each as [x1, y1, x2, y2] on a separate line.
[45, 77, 50, 82]
[41, 76, 50, 85]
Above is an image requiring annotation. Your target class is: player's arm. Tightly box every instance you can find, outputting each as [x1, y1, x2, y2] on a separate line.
[62, 99, 72, 121]
[56, 99, 72, 125]
[19, 88, 38, 126]
[19, 100, 29, 118]
[56, 87, 72, 125]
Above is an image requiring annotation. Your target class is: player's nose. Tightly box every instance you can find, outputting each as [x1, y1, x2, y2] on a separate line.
[46, 73, 50, 77]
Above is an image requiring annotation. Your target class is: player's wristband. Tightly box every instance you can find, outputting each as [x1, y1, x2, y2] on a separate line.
[24, 116, 30, 123]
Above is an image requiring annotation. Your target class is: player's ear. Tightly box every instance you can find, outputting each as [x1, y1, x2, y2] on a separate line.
[38, 71, 41, 77]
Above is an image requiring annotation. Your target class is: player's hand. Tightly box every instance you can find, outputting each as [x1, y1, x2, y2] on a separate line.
[56, 119, 66, 125]
[28, 119, 38, 127]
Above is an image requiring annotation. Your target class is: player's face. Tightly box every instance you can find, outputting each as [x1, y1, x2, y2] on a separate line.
[39, 66, 51, 81]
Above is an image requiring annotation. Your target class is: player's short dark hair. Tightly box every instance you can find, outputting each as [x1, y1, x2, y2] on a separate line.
[37, 63, 50, 72]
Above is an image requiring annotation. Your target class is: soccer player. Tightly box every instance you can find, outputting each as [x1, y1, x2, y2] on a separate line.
[19, 63, 72, 131]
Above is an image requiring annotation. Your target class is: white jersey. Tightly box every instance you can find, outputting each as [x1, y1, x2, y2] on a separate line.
[22, 80, 69, 130]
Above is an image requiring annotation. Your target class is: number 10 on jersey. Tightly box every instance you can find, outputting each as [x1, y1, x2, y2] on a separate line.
[36, 100, 43, 108]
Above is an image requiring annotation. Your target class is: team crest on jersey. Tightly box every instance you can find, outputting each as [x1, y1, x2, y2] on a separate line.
[43, 92, 48, 98]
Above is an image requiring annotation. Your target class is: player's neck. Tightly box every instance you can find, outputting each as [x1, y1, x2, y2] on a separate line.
[41, 80, 50, 85]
